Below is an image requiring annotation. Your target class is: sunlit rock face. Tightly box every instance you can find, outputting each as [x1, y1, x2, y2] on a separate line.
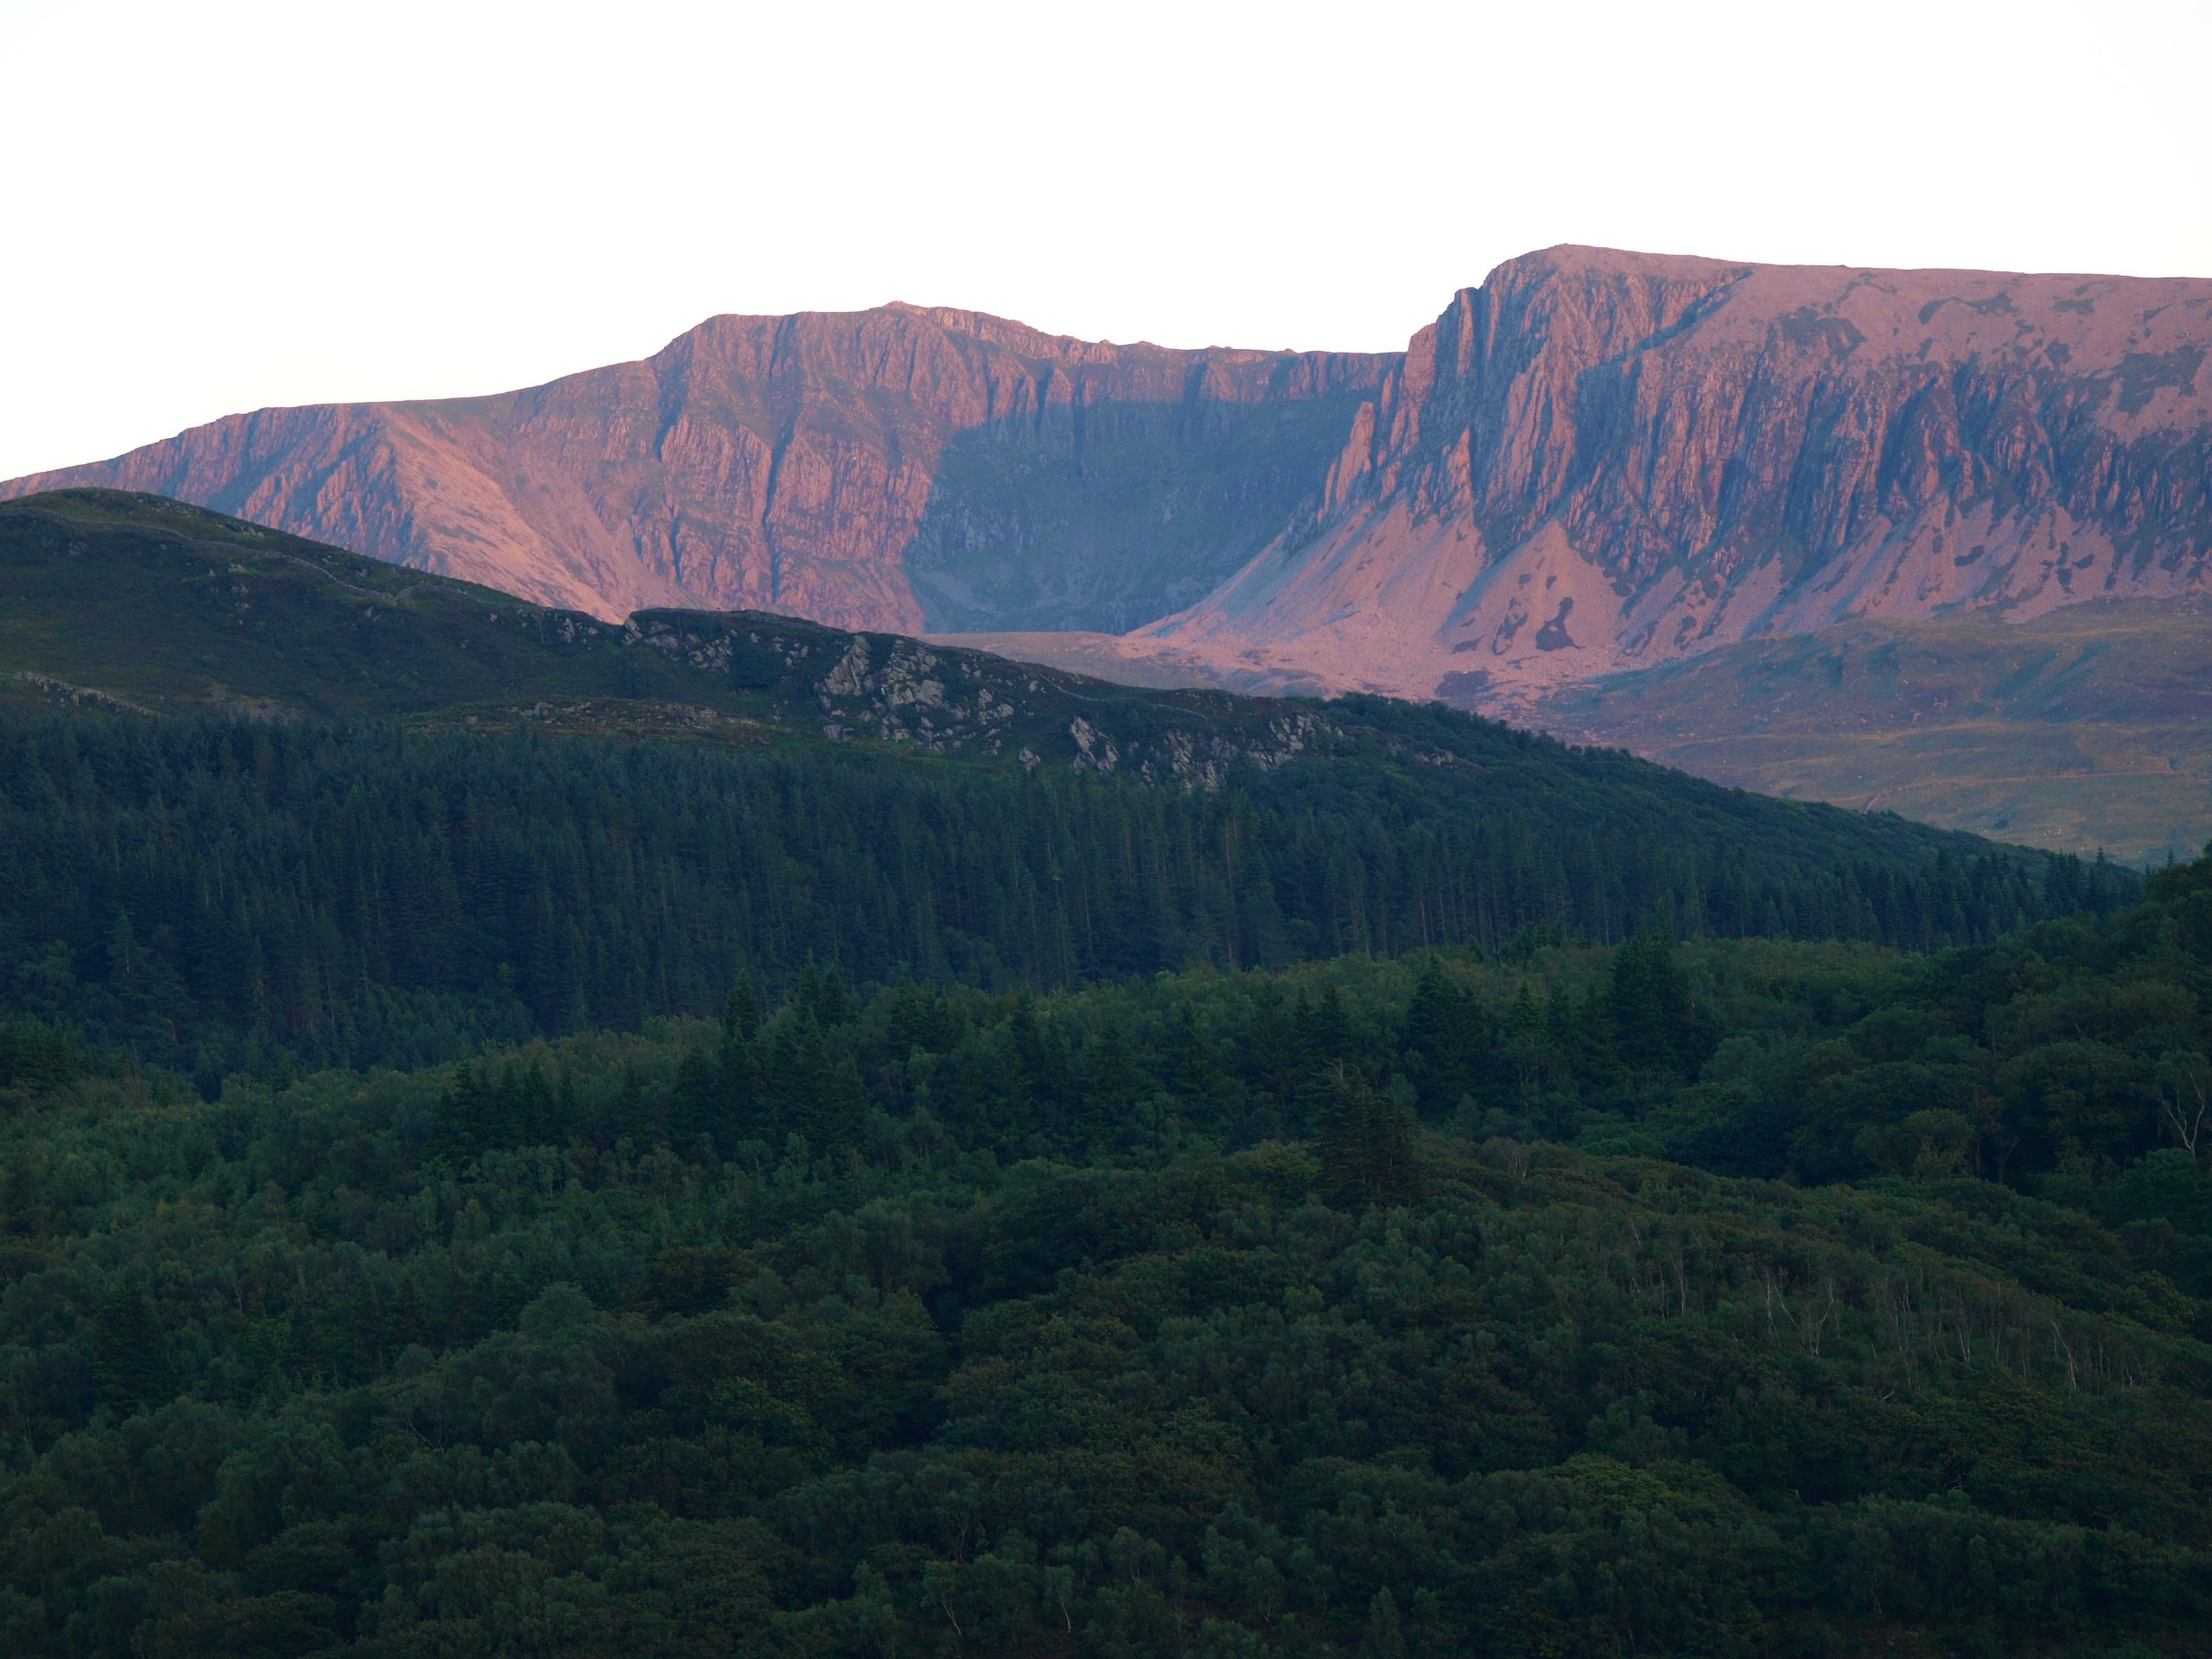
[0, 303, 1389, 632]
[1144, 248, 2212, 709]
[8, 248, 2207, 709]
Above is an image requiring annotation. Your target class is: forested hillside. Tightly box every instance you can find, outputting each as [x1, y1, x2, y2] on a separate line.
[3, 852, 2211, 1656]
[0, 706, 2129, 1089]
[0, 492, 2139, 1087]
[3, 483, 2198, 1656]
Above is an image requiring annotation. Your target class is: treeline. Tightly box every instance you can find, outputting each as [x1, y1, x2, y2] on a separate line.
[0, 708, 2132, 1084]
[413, 861, 2212, 1231]
[2, 855, 2209, 1654]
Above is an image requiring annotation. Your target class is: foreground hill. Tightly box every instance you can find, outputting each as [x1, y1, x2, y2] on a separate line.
[3, 852, 2210, 1655]
[1529, 599, 2212, 862]
[0, 490, 2127, 1083]
[7, 249, 2205, 715]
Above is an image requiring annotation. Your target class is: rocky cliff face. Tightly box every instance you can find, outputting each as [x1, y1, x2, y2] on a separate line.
[0, 308, 1389, 630]
[1143, 248, 2212, 706]
[8, 251, 2208, 702]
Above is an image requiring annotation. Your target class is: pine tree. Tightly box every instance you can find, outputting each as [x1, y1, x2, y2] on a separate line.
[1161, 1002, 1225, 1103]
[1503, 981, 1554, 1099]
[1364, 1588, 1407, 1659]
[669, 1049, 719, 1152]
[1009, 996, 1074, 1124]
[430, 1062, 495, 1160]
[798, 963, 855, 1027]
[1402, 957, 1477, 1117]
[723, 972, 763, 1044]
[1611, 925, 1692, 1074]
[92, 1287, 173, 1407]
[1318, 1062, 1418, 1210]
[1080, 1020, 1147, 1137]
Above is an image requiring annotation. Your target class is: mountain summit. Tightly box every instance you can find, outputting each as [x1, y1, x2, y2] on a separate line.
[7, 247, 2207, 707]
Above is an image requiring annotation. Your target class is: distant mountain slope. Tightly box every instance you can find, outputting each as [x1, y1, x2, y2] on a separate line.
[0, 311, 1389, 632]
[7, 249, 2204, 711]
[1145, 248, 2212, 704]
[1523, 599, 2212, 862]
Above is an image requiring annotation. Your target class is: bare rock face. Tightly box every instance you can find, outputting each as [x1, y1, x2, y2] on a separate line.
[1144, 248, 2212, 707]
[7, 250, 2207, 707]
[0, 308, 1389, 631]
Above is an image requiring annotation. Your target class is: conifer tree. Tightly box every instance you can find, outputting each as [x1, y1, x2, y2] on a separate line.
[1503, 981, 1554, 1099]
[1080, 1020, 1147, 1137]
[669, 1049, 719, 1151]
[1610, 925, 1691, 1073]
[1161, 1002, 1225, 1103]
[92, 1287, 172, 1408]
[1402, 957, 1477, 1116]
[1318, 1062, 1418, 1209]
[724, 973, 763, 1045]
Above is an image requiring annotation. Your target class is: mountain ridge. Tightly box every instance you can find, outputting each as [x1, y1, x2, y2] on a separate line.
[7, 245, 2207, 713]
[1143, 245, 2212, 706]
[3, 306, 1393, 631]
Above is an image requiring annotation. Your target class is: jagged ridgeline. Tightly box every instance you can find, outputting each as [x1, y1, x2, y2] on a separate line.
[0, 490, 2132, 1081]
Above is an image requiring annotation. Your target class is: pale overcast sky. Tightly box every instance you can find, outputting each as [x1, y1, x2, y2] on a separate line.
[2, 0, 2206, 480]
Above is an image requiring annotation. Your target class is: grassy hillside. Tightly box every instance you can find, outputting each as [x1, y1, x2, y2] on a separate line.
[3, 488, 2158, 880]
[1527, 601, 2212, 862]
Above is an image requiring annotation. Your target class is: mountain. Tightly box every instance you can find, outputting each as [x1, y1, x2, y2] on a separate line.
[8, 249, 2206, 704]
[1143, 246, 2212, 706]
[10, 252, 2206, 861]
[0, 309, 1390, 632]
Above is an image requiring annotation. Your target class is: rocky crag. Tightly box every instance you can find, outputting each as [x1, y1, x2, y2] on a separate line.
[1143, 248, 2212, 707]
[0, 310, 1388, 633]
[8, 249, 2208, 709]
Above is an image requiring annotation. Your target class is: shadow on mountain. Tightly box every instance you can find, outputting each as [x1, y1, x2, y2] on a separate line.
[899, 390, 1370, 634]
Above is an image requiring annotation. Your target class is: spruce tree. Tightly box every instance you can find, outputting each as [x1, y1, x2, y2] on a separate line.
[92, 1287, 173, 1408]
[1318, 1062, 1418, 1210]
[1611, 925, 1691, 1074]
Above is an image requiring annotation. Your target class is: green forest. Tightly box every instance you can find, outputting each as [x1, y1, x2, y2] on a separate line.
[0, 709, 2129, 1089]
[1, 492, 2203, 1656]
[3, 829, 2209, 1655]
[0, 491, 2133, 1090]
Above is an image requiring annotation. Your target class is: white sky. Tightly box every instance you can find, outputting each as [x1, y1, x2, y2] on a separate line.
[3, 0, 2207, 481]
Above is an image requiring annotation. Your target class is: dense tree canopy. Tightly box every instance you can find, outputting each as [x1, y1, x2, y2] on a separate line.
[3, 849, 2209, 1656]
[2, 493, 2191, 1655]
[0, 708, 2129, 1088]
